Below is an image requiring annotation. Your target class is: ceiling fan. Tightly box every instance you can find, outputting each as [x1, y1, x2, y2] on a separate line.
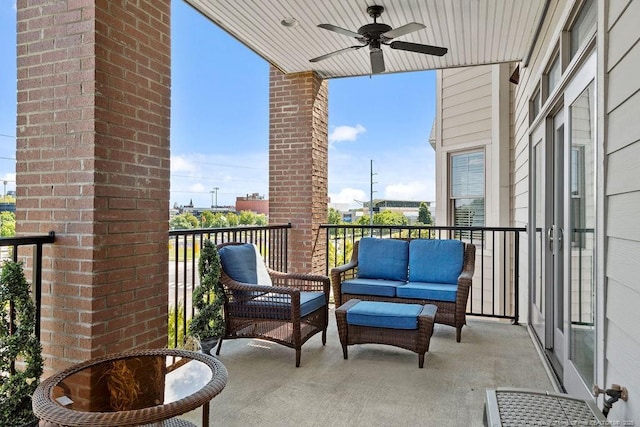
[309, 5, 448, 74]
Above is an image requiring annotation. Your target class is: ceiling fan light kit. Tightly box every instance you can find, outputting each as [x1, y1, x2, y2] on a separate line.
[310, 5, 448, 74]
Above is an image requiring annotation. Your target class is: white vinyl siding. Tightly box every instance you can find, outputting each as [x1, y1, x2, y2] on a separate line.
[441, 66, 493, 145]
[604, 0, 640, 421]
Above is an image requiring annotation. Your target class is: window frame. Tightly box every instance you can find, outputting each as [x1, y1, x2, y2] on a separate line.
[449, 149, 486, 229]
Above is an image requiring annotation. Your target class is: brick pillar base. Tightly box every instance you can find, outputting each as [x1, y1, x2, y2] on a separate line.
[268, 67, 328, 274]
[17, 0, 171, 374]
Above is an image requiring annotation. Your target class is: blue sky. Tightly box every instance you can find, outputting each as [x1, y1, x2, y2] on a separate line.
[0, 0, 436, 210]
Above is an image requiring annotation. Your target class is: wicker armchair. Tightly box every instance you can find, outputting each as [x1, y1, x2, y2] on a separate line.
[331, 238, 476, 342]
[215, 242, 330, 367]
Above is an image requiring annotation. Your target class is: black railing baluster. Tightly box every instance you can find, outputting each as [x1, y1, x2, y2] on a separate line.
[318, 224, 525, 323]
[513, 231, 520, 325]
[167, 224, 293, 347]
[1, 232, 55, 343]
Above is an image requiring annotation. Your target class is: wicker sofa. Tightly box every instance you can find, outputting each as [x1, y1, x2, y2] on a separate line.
[331, 238, 476, 342]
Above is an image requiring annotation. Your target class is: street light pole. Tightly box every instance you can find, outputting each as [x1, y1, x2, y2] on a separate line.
[210, 187, 219, 209]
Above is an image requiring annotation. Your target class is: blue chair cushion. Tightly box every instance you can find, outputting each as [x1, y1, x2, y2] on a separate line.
[218, 243, 273, 286]
[408, 239, 464, 285]
[346, 301, 423, 330]
[237, 291, 326, 318]
[341, 278, 406, 298]
[357, 238, 409, 281]
[397, 282, 458, 303]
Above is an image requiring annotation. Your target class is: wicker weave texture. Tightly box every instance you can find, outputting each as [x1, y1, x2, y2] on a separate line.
[331, 239, 475, 342]
[32, 349, 227, 427]
[139, 417, 197, 427]
[335, 299, 437, 368]
[216, 242, 331, 367]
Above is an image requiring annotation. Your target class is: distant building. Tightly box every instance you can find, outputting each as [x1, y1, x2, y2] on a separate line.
[0, 202, 15, 213]
[236, 193, 268, 215]
[364, 199, 434, 224]
[330, 199, 435, 224]
[174, 198, 234, 217]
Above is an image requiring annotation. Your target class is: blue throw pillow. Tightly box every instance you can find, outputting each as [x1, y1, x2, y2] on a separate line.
[357, 238, 409, 281]
[218, 244, 272, 286]
[408, 239, 464, 284]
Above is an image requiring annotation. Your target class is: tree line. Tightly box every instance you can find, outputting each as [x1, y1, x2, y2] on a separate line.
[2, 200, 433, 234]
[169, 210, 268, 230]
[327, 201, 433, 226]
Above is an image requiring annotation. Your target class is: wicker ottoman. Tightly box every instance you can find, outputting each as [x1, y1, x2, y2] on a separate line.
[335, 299, 437, 368]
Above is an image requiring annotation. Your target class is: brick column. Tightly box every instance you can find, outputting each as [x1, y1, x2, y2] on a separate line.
[269, 66, 328, 274]
[17, 0, 170, 374]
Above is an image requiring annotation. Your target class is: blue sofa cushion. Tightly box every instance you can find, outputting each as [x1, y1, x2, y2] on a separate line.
[397, 282, 458, 303]
[408, 239, 464, 285]
[346, 301, 423, 330]
[357, 238, 409, 281]
[218, 243, 272, 286]
[342, 278, 406, 298]
[234, 291, 326, 319]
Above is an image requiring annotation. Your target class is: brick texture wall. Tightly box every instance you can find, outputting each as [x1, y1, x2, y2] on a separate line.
[268, 66, 328, 274]
[16, 0, 171, 374]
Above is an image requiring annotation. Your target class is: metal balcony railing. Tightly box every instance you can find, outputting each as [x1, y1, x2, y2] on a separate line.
[0, 231, 56, 340]
[167, 223, 525, 348]
[320, 224, 526, 323]
[167, 224, 291, 348]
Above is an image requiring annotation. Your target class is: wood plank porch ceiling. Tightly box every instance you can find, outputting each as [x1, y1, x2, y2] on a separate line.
[185, 0, 547, 79]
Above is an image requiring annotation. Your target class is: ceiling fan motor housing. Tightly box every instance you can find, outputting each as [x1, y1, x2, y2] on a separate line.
[358, 23, 392, 39]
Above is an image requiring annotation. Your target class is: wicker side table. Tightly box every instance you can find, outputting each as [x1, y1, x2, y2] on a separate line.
[483, 388, 609, 426]
[32, 349, 227, 427]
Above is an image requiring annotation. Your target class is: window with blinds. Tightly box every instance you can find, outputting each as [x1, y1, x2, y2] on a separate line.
[450, 151, 485, 232]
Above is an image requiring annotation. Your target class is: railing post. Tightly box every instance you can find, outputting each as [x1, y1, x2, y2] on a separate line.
[513, 231, 520, 325]
[34, 242, 43, 340]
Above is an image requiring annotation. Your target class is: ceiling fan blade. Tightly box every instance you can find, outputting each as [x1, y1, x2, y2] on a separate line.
[370, 49, 385, 74]
[309, 45, 362, 63]
[382, 22, 426, 39]
[317, 23, 362, 39]
[390, 41, 448, 56]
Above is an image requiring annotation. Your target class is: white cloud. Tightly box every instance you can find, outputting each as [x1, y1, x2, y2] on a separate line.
[328, 124, 366, 144]
[170, 155, 196, 173]
[189, 182, 207, 193]
[328, 187, 367, 208]
[384, 180, 435, 202]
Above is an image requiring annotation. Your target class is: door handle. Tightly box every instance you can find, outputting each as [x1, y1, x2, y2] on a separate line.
[557, 227, 564, 251]
[547, 225, 564, 252]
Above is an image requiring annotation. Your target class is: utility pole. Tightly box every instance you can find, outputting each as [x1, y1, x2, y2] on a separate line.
[369, 159, 376, 227]
[210, 187, 219, 209]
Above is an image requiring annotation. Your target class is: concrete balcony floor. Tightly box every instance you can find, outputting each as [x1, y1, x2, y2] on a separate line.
[179, 309, 556, 426]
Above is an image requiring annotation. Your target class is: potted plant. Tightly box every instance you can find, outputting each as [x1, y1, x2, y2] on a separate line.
[188, 239, 225, 354]
[0, 260, 44, 427]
